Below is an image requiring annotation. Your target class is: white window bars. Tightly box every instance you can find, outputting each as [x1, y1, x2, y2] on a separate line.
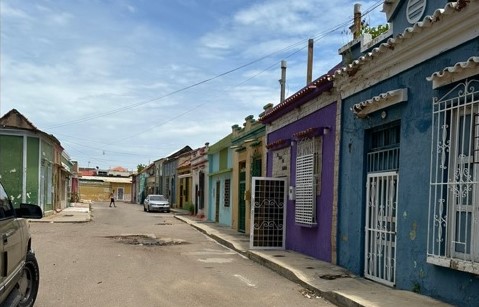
[428, 78, 479, 274]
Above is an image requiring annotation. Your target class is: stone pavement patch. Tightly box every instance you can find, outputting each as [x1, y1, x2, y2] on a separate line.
[106, 234, 187, 246]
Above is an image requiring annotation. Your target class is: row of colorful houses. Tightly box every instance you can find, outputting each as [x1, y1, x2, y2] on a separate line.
[133, 0, 479, 304]
[0, 0, 476, 304]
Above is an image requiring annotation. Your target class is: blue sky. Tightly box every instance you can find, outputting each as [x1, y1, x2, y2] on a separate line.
[0, 0, 385, 171]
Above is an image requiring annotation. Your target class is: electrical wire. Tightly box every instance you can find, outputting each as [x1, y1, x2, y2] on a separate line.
[46, 0, 384, 131]
[56, 0, 386, 165]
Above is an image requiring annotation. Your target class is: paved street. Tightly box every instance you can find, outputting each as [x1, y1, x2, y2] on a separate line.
[31, 202, 333, 307]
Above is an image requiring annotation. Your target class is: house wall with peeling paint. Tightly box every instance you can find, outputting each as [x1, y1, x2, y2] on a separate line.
[79, 181, 111, 201]
[26, 137, 40, 204]
[336, 0, 479, 303]
[0, 134, 24, 205]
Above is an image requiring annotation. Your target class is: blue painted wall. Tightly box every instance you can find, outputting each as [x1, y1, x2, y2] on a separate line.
[208, 173, 232, 226]
[207, 146, 233, 226]
[338, 40, 479, 306]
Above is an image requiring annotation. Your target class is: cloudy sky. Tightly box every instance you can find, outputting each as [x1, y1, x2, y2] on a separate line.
[1, 0, 385, 171]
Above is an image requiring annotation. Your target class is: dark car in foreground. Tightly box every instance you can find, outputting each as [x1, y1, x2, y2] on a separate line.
[0, 181, 43, 307]
[143, 194, 170, 213]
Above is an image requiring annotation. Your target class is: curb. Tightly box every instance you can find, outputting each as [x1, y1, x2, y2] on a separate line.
[174, 215, 360, 307]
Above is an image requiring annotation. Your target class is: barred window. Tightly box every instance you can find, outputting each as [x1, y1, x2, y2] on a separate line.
[428, 78, 479, 274]
[224, 179, 230, 207]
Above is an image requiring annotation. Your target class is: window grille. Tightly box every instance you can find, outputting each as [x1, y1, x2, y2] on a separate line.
[295, 137, 322, 226]
[224, 179, 230, 207]
[367, 125, 400, 173]
[428, 78, 479, 273]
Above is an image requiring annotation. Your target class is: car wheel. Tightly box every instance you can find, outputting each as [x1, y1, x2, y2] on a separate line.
[167, 209, 170, 213]
[18, 251, 40, 307]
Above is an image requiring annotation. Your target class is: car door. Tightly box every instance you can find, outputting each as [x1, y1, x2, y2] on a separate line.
[0, 184, 23, 287]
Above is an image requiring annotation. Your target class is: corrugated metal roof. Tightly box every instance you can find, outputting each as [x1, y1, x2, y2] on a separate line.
[80, 176, 132, 183]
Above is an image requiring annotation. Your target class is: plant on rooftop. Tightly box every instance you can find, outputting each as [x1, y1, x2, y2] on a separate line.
[360, 22, 390, 39]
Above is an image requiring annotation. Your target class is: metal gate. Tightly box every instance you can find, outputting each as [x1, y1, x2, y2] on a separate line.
[364, 124, 400, 286]
[250, 177, 287, 249]
[364, 172, 398, 286]
[238, 164, 246, 233]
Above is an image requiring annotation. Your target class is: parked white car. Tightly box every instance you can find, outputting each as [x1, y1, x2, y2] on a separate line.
[143, 195, 170, 213]
[0, 181, 43, 306]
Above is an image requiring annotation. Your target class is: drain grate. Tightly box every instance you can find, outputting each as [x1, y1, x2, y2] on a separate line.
[273, 255, 286, 258]
[107, 235, 187, 246]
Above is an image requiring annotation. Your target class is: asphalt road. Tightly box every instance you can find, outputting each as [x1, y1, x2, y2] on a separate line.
[31, 201, 333, 306]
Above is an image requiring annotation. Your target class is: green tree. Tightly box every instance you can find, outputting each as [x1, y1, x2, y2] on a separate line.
[360, 22, 390, 39]
[137, 164, 146, 173]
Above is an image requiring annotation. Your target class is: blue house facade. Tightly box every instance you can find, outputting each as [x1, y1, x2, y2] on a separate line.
[207, 133, 233, 226]
[336, 0, 479, 304]
[260, 72, 338, 261]
[161, 146, 192, 206]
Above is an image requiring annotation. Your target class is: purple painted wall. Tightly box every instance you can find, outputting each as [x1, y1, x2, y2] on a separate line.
[266, 102, 336, 262]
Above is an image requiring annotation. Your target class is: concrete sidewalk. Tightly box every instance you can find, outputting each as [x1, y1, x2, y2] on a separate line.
[30, 202, 91, 223]
[173, 213, 451, 307]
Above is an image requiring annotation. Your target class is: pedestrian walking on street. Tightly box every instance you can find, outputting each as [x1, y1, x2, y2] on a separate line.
[109, 191, 116, 207]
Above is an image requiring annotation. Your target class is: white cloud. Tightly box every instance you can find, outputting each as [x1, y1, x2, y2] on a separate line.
[0, 0, 388, 169]
[1, 2, 30, 19]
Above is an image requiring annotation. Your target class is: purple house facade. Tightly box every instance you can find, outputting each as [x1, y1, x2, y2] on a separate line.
[260, 72, 338, 262]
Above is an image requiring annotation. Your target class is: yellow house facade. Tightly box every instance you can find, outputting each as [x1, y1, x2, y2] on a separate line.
[230, 115, 266, 234]
[79, 176, 132, 202]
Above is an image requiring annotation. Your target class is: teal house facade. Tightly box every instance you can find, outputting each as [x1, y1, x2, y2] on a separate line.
[208, 133, 233, 225]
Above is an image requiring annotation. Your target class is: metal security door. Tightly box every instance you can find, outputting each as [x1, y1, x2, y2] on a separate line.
[364, 124, 400, 286]
[364, 172, 398, 286]
[250, 177, 287, 249]
[238, 164, 246, 233]
[117, 188, 124, 201]
[215, 181, 220, 222]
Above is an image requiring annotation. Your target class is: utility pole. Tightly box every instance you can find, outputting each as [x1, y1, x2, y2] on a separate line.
[279, 60, 287, 103]
[306, 39, 314, 84]
[353, 4, 362, 39]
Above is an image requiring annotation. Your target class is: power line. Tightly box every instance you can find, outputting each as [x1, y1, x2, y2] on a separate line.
[47, 2, 384, 130]
[57, 0, 386, 157]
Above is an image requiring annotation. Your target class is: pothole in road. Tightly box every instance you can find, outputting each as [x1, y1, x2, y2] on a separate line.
[300, 289, 323, 300]
[318, 273, 351, 280]
[107, 234, 188, 246]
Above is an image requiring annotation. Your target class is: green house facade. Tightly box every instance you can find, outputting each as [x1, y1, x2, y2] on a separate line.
[0, 109, 65, 213]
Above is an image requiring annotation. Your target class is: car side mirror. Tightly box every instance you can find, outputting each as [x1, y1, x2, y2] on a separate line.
[15, 203, 43, 219]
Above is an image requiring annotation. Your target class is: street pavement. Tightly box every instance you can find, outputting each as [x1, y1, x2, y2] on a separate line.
[31, 203, 451, 307]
